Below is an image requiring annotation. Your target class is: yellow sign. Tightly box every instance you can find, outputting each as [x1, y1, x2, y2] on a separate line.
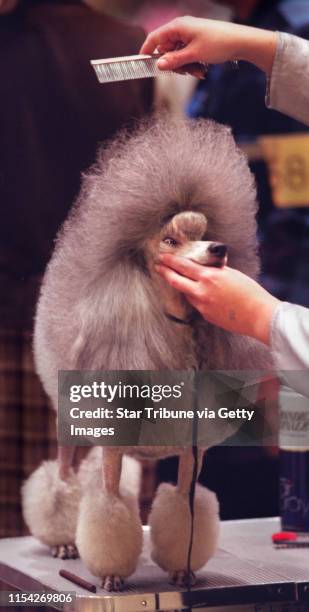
[259, 133, 309, 208]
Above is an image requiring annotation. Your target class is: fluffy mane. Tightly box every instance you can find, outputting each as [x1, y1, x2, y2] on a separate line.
[34, 114, 267, 404]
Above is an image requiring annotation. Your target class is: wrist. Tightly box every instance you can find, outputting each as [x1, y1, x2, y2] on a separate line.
[250, 295, 280, 345]
[236, 26, 278, 75]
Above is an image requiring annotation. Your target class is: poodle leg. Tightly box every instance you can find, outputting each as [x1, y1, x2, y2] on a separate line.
[76, 448, 143, 592]
[21, 452, 81, 552]
[101, 448, 126, 591]
[48, 447, 79, 558]
[149, 449, 219, 587]
[58, 446, 76, 480]
[49, 447, 102, 559]
[170, 449, 202, 587]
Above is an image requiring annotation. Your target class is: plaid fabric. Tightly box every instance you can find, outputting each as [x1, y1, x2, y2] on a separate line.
[0, 327, 158, 535]
[0, 327, 57, 537]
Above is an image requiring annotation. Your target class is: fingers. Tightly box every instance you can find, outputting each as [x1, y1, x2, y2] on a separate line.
[140, 21, 185, 55]
[140, 28, 164, 55]
[157, 46, 197, 71]
[157, 254, 204, 281]
[140, 17, 203, 72]
[155, 263, 197, 295]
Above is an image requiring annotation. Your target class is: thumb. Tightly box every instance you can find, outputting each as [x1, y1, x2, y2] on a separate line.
[157, 46, 195, 71]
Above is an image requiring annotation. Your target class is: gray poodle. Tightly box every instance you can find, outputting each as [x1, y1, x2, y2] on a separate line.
[22, 114, 268, 591]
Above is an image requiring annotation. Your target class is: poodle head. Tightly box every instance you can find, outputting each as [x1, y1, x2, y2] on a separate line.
[144, 210, 227, 321]
[145, 211, 227, 271]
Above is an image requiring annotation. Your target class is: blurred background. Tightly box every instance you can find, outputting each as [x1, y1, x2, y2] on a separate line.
[1, 0, 309, 537]
[85, 0, 232, 22]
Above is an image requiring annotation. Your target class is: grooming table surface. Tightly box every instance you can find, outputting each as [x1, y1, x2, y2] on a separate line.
[1, 518, 309, 611]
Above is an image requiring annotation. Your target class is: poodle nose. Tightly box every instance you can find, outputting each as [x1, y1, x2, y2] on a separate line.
[208, 243, 227, 258]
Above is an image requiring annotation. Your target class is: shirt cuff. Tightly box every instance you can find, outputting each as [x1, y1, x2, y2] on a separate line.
[270, 301, 309, 397]
[266, 31, 309, 126]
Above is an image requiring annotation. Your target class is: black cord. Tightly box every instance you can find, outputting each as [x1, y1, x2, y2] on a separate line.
[186, 372, 199, 611]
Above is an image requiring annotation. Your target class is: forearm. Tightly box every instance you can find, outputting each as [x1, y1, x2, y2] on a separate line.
[142, 16, 309, 125]
[231, 25, 278, 75]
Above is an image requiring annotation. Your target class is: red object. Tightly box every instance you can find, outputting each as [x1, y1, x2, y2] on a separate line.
[272, 531, 297, 544]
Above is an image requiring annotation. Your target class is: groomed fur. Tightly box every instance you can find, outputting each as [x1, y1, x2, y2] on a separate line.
[149, 483, 219, 572]
[76, 490, 143, 578]
[33, 114, 266, 407]
[22, 461, 81, 547]
[22, 450, 141, 548]
[26, 114, 268, 586]
[78, 448, 141, 496]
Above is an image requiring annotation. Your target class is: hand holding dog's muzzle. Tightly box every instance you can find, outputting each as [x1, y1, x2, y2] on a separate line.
[155, 253, 279, 345]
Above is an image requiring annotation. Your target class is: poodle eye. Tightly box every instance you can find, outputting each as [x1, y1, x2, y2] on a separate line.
[163, 237, 178, 247]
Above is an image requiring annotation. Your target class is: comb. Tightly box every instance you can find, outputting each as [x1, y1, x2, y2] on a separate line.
[90, 54, 208, 84]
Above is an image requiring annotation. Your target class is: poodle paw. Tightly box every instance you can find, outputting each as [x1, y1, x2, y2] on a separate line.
[169, 570, 196, 588]
[51, 544, 79, 559]
[102, 575, 125, 591]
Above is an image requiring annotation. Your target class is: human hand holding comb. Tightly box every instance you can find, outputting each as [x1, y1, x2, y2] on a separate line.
[91, 17, 277, 84]
[91, 48, 208, 84]
[140, 16, 277, 76]
[91, 18, 229, 84]
[91, 52, 207, 83]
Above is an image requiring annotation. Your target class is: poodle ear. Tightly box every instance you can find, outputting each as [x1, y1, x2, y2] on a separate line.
[72, 262, 177, 371]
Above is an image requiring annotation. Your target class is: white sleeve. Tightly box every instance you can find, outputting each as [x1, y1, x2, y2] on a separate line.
[266, 31, 309, 126]
[271, 301, 309, 397]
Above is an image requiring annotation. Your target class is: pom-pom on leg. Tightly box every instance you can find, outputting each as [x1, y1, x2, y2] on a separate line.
[21, 460, 81, 549]
[149, 482, 219, 581]
[76, 489, 143, 590]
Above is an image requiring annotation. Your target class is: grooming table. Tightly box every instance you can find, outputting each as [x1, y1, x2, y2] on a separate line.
[1, 518, 309, 611]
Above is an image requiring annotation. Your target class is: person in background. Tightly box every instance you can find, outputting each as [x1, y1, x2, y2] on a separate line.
[0, 0, 153, 537]
[142, 5, 309, 520]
